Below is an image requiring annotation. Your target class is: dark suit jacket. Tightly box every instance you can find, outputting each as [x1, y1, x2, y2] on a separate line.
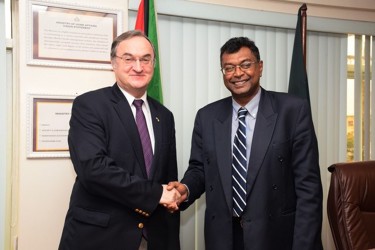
[181, 88, 323, 250]
[59, 84, 180, 250]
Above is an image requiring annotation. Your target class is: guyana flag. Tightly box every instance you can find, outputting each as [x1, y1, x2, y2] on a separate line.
[288, 4, 310, 107]
[135, 0, 163, 103]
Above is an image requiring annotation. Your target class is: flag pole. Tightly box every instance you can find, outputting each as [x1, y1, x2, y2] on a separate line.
[301, 3, 307, 69]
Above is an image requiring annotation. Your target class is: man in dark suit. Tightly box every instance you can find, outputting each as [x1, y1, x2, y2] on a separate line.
[168, 37, 323, 250]
[59, 30, 181, 250]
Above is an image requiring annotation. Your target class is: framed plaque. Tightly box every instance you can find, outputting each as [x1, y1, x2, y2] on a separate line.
[27, 94, 76, 158]
[27, 0, 122, 69]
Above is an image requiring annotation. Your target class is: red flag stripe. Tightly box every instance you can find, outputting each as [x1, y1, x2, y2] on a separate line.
[135, 0, 145, 32]
[135, 0, 150, 35]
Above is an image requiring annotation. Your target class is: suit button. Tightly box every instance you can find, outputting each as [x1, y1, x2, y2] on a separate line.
[138, 223, 144, 229]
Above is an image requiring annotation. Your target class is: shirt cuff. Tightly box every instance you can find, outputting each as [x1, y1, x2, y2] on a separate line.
[183, 184, 190, 202]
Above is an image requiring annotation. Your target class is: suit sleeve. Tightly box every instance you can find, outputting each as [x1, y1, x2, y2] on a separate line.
[166, 114, 178, 182]
[180, 110, 206, 209]
[291, 100, 323, 250]
[68, 95, 162, 214]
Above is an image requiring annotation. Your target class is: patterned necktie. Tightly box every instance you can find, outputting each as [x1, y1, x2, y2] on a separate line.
[232, 107, 248, 216]
[133, 99, 153, 177]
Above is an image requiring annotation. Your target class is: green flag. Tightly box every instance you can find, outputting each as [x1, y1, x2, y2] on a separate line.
[135, 0, 163, 103]
[288, 4, 310, 106]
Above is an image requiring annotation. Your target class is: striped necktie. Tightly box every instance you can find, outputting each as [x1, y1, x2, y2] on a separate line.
[133, 99, 153, 178]
[232, 107, 248, 216]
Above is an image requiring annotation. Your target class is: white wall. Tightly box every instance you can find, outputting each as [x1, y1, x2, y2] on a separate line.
[191, 0, 375, 23]
[13, 0, 127, 249]
[1, 0, 7, 249]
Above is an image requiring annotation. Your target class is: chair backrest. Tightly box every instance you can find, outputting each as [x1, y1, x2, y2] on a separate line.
[327, 161, 375, 250]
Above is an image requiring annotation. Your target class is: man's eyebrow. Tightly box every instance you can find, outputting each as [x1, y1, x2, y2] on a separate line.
[120, 52, 133, 57]
[120, 53, 152, 58]
[222, 58, 255, 66]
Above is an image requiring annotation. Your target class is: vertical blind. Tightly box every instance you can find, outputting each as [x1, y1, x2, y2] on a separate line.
[129, 11, 347, 250]
[354, 35, 374, 161]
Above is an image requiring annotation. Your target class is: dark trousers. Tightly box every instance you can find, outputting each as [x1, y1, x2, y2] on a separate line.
[232, 217, 244, 250]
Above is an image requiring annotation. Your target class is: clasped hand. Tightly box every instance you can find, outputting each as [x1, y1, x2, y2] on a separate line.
[159, 182, 188, 212]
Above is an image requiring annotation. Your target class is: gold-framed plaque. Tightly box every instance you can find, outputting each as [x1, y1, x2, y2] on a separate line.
[27, 0, 123, 69]
[27, 94, 76, 158]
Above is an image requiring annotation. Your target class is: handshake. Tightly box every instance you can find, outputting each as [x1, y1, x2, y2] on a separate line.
[159, 182, 188, 212]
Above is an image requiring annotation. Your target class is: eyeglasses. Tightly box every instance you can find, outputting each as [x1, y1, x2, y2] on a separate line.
[115, 55, 154, 66]
[221, 61, 258, 75]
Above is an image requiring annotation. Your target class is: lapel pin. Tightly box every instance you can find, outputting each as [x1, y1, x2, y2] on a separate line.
[156, 117, 160, 122]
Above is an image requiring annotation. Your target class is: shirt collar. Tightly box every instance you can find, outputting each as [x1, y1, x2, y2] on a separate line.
[117, 84, 150, 111]
[232, 88, 261, 119]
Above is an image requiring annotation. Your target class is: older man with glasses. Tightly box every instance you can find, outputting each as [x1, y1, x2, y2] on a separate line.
[59, 30, 181, 250]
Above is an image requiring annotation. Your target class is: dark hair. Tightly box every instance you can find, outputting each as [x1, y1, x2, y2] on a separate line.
[110, 30, 155, 60]
[220, 37, 261, 64]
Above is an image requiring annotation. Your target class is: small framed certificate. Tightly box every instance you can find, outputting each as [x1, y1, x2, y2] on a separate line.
[27, 0, 122, 69]
[27, 94, 76, 158]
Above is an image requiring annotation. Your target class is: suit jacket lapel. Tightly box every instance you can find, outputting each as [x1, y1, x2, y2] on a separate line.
[247, 89, 277, 195]
[215, 98, 233, 213]
[147, 97, 161, 179]
[110, 84, 148, 178]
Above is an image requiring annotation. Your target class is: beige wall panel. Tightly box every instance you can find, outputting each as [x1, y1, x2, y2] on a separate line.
[14, 0, 128, 249]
